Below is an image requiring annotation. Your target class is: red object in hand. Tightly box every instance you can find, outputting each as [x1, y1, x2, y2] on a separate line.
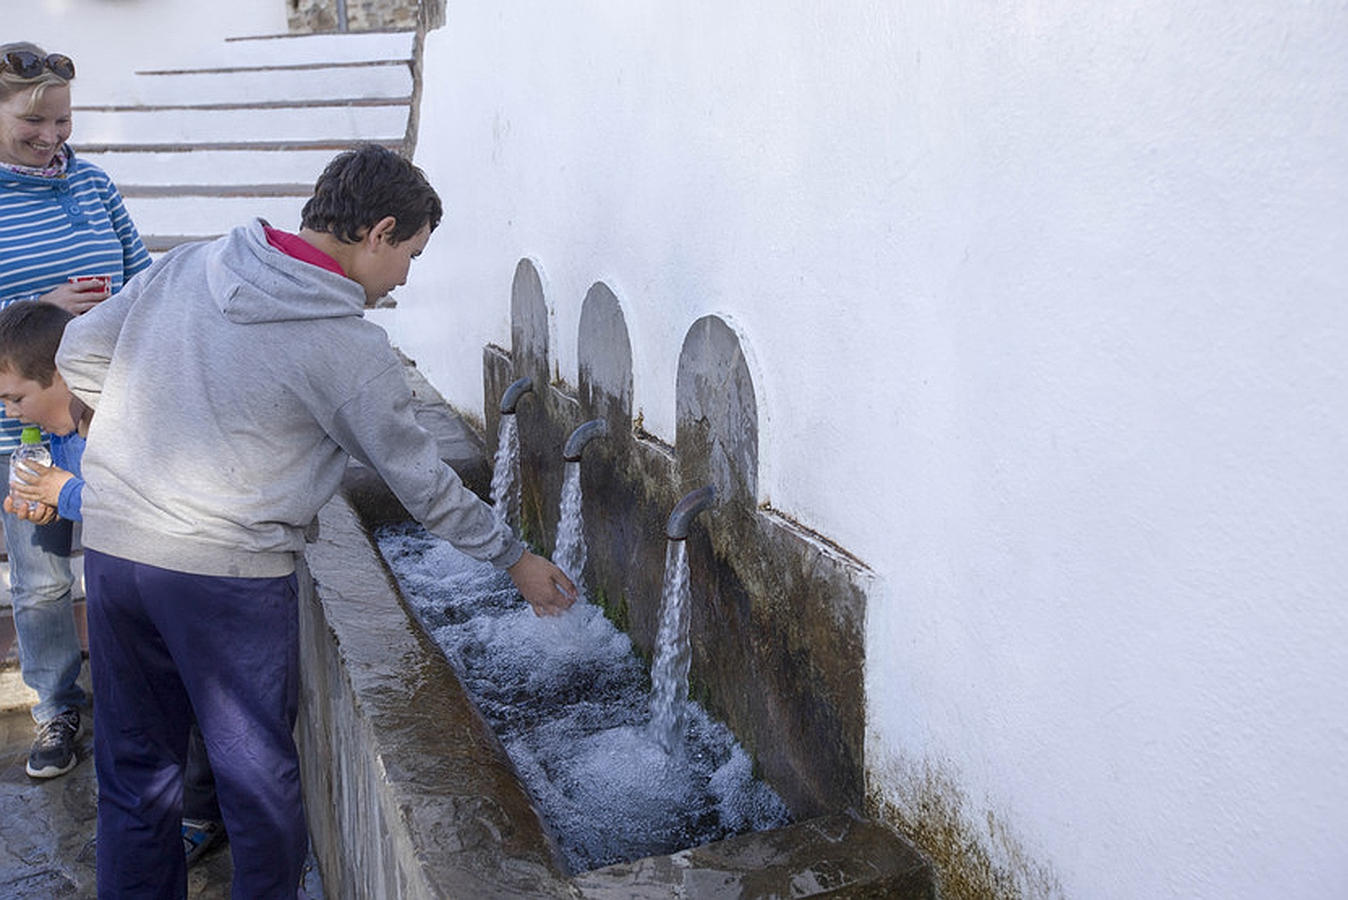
[69, 275, 111, 293]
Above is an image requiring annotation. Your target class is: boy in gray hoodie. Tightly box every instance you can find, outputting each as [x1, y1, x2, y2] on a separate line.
[56, 145, 577, 898]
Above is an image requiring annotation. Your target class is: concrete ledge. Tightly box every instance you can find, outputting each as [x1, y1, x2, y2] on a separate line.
[76, 105, 408, 145]
[124, 194, 307, 236]
[298, 487, 572, 899]
[77, 148, 354, 187]
[0, 556, 90, 714]
[573, 815, 934, 899]
[0, 662, 91, 717]
[73, 139, 404, 154]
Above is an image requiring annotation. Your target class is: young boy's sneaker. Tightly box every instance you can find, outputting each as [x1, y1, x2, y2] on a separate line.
[182, 818, 226, 867]
[26, 707, 81, 778]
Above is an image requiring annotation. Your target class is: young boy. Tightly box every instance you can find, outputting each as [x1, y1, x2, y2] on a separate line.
[0, 299, 227, 867]
[55, 145, 577, 898]
[0, 302, 80, 517]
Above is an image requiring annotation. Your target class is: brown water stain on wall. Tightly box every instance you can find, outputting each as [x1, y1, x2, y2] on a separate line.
[868, 753, 1063, 900]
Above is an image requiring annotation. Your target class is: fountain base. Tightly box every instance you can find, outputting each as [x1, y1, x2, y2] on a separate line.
[297, 469, 934, 897]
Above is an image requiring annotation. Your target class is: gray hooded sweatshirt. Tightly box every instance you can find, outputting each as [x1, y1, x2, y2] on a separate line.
[56, 218, 523, 578]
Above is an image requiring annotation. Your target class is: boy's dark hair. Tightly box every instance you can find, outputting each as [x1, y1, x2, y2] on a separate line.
[0, 300, 73, 386]
[300, 144, 442, 244]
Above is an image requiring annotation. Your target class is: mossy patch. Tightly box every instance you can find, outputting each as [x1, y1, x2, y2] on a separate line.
[868, 755, 1063, 900]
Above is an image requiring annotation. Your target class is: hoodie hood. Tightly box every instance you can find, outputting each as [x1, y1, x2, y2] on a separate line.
[206, 218, 366, 325]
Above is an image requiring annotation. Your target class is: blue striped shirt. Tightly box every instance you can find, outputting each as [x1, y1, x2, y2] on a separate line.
[0, 147, 151, 453]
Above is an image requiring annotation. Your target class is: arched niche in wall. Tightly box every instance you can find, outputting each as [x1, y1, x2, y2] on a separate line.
[509, 258, 550, 387]
[577, 282, 633, 436]
[675, 315, 758, 508]
[504, 258, 557, 548]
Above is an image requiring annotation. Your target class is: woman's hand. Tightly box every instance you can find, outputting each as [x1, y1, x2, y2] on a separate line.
[8, 460, 73, 510]
[3, 494, 58, 525]
[40, 280, 109, 315]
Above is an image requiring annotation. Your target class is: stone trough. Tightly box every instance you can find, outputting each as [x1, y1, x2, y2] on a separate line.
[298, 474, 932, 899]
[293, 388, 933, 897]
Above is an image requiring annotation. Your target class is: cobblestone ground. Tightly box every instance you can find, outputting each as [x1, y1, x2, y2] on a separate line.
[0, 701, 322, 897]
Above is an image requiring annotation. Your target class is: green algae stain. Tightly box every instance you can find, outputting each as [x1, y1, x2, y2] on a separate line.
[868, 757, 1063, 900]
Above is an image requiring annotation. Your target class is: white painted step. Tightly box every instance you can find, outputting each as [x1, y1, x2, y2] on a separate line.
[80, 148, 344, 187]
[123, 194, 308, 238]
[116, 64, 412, 107]
[66, 28, 421, 256]
[143, 30, 415, 72]
[75, 104, 407, 146]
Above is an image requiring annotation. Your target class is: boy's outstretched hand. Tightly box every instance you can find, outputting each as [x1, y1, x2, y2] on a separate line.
[508, 551, 578, 616]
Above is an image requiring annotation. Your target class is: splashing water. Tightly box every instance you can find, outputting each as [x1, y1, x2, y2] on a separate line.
[489, 415, 520, 530]
[552, 462, 588, 597]
[648, 540, 692, 753]
[377, 523, 791, 873]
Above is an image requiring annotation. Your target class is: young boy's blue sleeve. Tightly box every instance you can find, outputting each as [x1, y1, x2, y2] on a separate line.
[57, 478, 83, 522]
[49, 433, 85, 522]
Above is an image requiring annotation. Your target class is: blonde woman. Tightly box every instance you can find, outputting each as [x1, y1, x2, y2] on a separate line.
[0, 42, 228, 870]
[0, 40, 150, 779]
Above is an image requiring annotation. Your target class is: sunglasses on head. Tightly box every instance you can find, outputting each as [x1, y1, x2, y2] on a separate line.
[1, 52, 75, 80]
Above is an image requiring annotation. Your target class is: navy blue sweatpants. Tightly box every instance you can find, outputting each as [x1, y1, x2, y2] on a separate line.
[85, 549, 306, 899]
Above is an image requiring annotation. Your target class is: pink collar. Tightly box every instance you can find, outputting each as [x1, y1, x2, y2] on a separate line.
[263, 226, 346, 276]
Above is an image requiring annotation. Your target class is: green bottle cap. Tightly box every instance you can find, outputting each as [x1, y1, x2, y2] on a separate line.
[19, 427, 41, 444]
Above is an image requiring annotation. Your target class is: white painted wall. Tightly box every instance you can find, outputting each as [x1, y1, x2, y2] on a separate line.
[6, 0, 288, 104]
[391, 2, 1348, 897]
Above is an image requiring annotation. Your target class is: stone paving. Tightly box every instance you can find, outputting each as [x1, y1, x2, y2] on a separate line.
[0, 572, 323, 896]
[0, 700, 240, 897]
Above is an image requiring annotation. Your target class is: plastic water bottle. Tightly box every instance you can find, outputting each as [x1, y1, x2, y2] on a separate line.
[9, 427, 51, 514]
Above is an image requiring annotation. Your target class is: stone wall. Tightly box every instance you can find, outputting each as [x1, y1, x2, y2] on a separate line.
[287, 0, 441, 33]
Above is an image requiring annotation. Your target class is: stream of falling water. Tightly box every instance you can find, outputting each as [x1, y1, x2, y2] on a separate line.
[489, 415, 520, 530]
[648, 540, 691, 753]
[551, 461, 587, 597]
[377, 523, 790, 872]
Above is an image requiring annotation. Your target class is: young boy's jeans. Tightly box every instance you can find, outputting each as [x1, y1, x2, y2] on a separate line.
[2, 453, 85, 724]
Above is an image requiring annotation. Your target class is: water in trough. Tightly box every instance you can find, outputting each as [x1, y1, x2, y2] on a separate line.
[376, 523, 791, 872]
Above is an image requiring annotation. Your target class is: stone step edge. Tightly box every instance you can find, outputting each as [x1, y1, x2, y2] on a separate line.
[141, 235, 401, 281]
[224, 29, 416, 42]
[142, 235, 224, 252]
[120, 184, 312, 198]
[137, 59, 410, 77]
[0, 597, 89, 714]
[75, 97, 411, 113]
[0, 664, 92, 715]
[75, 138, 404, 154]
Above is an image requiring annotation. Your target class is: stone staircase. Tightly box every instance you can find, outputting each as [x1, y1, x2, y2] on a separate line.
[71, 29, 419, 254]
[2, 28, 420, 710]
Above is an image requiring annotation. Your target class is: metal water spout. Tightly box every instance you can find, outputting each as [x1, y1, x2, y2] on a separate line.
[499, 376, 533, 414]
[666, 485, 716, 541]
[563, 419, 608, 462]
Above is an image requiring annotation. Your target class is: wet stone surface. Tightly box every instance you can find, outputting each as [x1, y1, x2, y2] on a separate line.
[571, 814, 935, 899]
[0, 702, 243, 898]
[300, 490, 573, 898]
